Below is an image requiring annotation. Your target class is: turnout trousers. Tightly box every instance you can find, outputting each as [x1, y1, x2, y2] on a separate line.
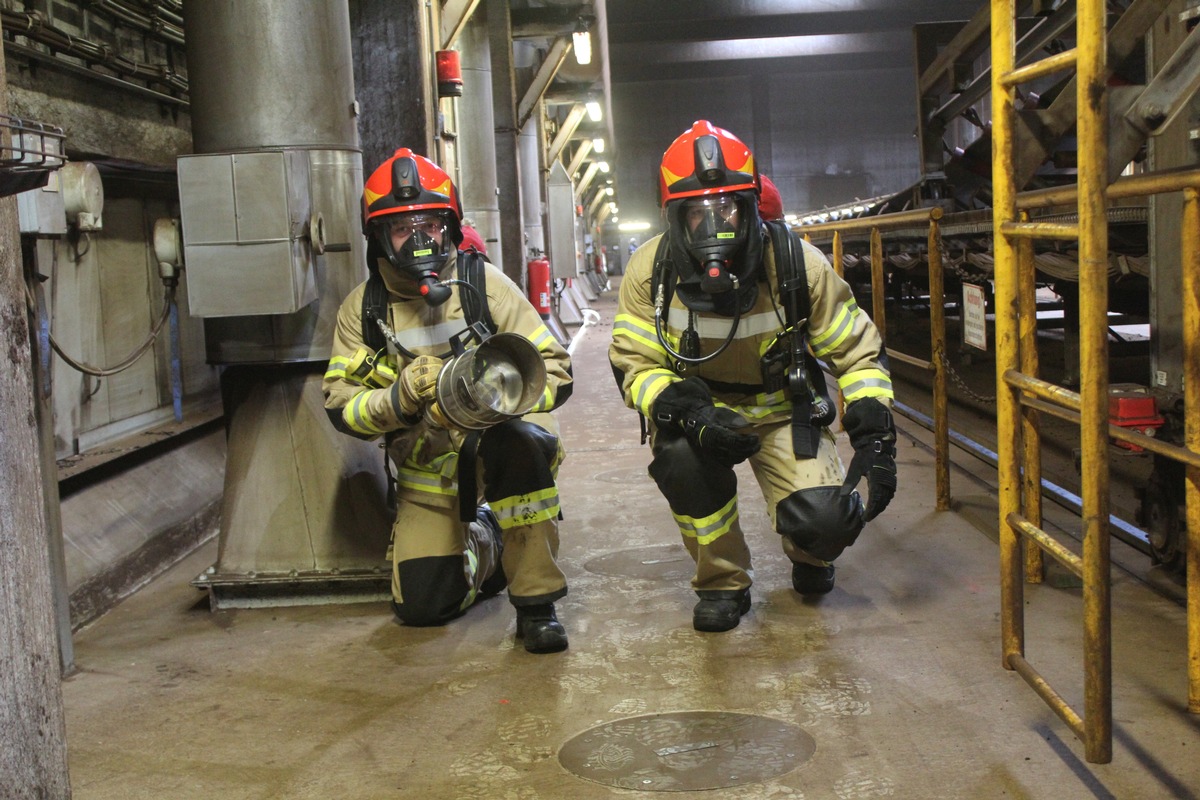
[388, 412, 568, 626]
[649, 416, 863, 594]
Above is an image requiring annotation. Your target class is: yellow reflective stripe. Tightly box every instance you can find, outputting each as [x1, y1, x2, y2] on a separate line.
[491, 487, 560, 529]
[371, 358, 398, 382]
[719, 398, 789, 420]
[631, 369, 677, 416]
[342, 390, 386, 435]
[839, 368, 894, 403]
[810, 299, 859, 358]
[613, 313, 669, 356]
[673, 495, 738, 546]
[396, 466, 457, 496]
[325, 356, 351, 381]
[529, 383, 555, 413]
[528, 325, 554, 351]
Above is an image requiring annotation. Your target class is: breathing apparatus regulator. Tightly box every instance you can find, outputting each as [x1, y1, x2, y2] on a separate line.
[655, 120, 765, 366]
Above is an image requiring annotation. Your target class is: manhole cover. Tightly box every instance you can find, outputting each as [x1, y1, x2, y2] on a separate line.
[559, 711, 815, 791]
[584, 545, 693, 581]
[594, 466, 650, 484]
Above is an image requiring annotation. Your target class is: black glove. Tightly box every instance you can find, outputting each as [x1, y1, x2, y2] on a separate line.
[653, 377, 761, 466]
[840, 397, 897, 522]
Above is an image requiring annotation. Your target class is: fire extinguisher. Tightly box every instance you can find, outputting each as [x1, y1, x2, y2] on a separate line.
[527, 256, 552, 319]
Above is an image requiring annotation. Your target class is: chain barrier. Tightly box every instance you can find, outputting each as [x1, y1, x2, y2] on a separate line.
[938, 351, 998, 404]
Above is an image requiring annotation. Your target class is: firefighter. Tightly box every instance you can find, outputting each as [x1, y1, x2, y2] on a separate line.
[323, 149, 573, 653]
[609, 121, 897, 632]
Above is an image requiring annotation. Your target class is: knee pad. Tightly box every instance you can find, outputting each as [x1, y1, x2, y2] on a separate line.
[392, 555, 470, 627]
[776, 486, 864, 562]
[480, 419, 558, 495]
[649, 433, 736, 511]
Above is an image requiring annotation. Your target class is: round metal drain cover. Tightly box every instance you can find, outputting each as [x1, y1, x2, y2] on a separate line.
[559, 711, 815, 791]
[584, 545, 693, 581]
[593, 466, 649, 484]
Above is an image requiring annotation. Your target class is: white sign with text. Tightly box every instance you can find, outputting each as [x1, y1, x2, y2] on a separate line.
[963, 283, 987, 351]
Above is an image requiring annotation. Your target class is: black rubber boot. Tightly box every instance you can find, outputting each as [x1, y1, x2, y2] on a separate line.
[792, 562, 835, 595]
[692, 589, 751, 632]
[516, 604, 568, 653]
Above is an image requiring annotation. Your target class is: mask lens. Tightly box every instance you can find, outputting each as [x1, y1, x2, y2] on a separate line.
[682, 196, 739, 239]
[385, 212, 447, 241]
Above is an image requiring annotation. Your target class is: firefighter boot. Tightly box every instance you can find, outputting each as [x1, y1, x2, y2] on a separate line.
[516, 604, 568, 653]
[792, 562, 835, 595]
[692, 589, 751, 632]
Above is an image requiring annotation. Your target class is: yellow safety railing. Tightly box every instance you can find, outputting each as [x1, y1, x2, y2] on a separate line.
[798, 207, 951, 511]
[800, 3, 1199, 765]
[992, 0, 1111, 763]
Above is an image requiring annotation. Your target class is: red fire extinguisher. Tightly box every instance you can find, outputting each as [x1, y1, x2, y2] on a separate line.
[527, 256, 552, 319]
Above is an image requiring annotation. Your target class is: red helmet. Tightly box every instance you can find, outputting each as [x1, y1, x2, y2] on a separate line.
[458, 224, 487, 255]
[659, 121, 764, 313]
[659, 120, 759, 206]
[362, 148, 463, 240]
[362, 149, 464, 304]
[759, 174, 784, 221]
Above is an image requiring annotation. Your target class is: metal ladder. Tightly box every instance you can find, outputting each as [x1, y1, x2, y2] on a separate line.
[990, 0, 1113, 763]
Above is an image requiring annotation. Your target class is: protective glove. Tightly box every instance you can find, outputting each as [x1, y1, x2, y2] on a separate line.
[393, 355, 444, 419]
[652, 377, 761, 467]
[425, 400, 459, 431]
[839, 397, 897, 522]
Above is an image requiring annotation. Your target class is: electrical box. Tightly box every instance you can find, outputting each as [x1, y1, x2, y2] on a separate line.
[178, 149, 318, 317]
[546, 161, 581, 281]
[17, 168, 67, 235]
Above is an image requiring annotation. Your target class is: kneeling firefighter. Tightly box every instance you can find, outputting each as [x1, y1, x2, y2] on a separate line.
[322, 149, 574, 653]
[609, 120, 897, 632]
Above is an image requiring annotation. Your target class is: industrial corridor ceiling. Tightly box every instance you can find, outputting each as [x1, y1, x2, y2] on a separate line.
[600, 0, 989, 230]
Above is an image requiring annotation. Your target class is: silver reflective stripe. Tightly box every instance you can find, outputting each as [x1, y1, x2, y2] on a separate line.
[665, 307, 781, 339]
[390, 319, 471, 351]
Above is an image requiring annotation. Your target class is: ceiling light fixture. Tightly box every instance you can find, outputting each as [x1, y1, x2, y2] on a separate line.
[572, 30, 592, 66]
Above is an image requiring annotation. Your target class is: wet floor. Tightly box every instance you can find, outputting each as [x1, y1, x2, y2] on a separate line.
[62, 282, 1200, 799]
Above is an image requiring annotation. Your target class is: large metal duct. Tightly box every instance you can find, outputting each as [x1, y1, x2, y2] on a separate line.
[180, 0, 390, 608]
[181, 0, 365, 362]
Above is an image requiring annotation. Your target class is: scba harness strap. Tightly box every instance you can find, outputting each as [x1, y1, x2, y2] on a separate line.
[649, 219, 833, 459]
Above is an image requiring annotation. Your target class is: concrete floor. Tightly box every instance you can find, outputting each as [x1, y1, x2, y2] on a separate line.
[63, 284, 1200, 799]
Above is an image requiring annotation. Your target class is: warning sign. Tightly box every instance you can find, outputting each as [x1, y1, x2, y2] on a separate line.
[963, 283, 987, 351]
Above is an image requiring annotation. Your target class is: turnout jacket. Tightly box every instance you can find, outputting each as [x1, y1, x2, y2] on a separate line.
[610, 232, 892, 424]
[323, 257, 572, 452]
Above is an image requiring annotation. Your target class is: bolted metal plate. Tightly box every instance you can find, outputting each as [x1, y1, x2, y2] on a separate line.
[584, 545, 694, 581]
[559, 711, 816, 792]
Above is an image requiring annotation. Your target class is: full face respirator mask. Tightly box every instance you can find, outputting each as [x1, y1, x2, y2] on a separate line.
[374, 211, 455, 306]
